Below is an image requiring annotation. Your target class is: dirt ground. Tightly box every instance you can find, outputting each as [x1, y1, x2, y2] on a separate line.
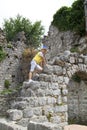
[64, 125, 87, 130]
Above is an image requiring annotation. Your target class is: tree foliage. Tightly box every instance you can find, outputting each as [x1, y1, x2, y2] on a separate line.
[52, 0, 85, 36]
[3, 15, 44, 47]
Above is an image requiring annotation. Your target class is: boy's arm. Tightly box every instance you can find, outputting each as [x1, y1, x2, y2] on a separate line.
[39, 52, 47, 66]
[39, 57, 46, 68]
[42, 56, 46, 65]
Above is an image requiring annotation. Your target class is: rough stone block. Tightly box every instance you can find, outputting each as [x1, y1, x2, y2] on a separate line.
[30, 116, 48, 123]
[0, 118, 27, 130]
[23, 108, 33, 118]
[38, 97, 47, 106]
[54, 105, 68, 113]
[53, 65, 63, 76]
[62, 89, 68, 96]
[11, 101, 27, 110]
[28, 121, 63, 130]
[69, 57, 75, 63]
[43, 65, 54, 74]
[7, 109, 23, 121]
[52, 89, 61, 96]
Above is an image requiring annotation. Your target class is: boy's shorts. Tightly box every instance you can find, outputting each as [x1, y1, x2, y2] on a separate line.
[30, 60, 43, 72]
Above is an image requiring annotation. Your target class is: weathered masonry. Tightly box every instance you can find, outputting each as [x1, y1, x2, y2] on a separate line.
[0, 51, 87, 130]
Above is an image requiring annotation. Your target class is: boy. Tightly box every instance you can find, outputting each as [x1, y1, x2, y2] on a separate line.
[28, 45, 48, 83]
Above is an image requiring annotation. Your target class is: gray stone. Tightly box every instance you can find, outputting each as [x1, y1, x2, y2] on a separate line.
[33, 107, 42, 116]
[7, 109, 23, 121]
[62, 96, 67, 103]
[37, 89, 45, 96]
[50, 116, 61, 124]
[43, 65, 54, 74]
[23, 81, 41, 90]
[69, 57, 75, 63]
[17, 118, 30, 127]
[53, 65, 63, 76]
[62, 89, 68, 96]
[57, 95, 62, 105]
[11, 101, 27, 110]
[54, 105, 68, 113]
[28, 121, 63, 130]
[52, 57, 65, 66]
[52, 89, 61, 96]
[20, 88, 36, 97]
[39, 74, 52, 82]
[38, 97, 47, 106]
[30, 116, 48, 123]
[23, 108, 33, 118]
[84, 56, 87, 64]
[49, 82, 59, 90]
[47, 97, 56, 105]
[0, 118, 27, 130]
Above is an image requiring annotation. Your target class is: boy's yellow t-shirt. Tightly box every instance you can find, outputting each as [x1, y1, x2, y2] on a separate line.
[33, 52, 43, 64]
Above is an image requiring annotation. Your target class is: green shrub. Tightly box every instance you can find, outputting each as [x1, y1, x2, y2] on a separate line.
[1, 84, 22, 95]
[3, 15, 44, 47]
[0, 46, 6, 62]
[52, 0, 85, 36]
[4, 80, 10, 89]
[7, 43, 13, 48]
[72, 73, 81, 83]
[52, 6, 71, 31]
[46, 112, 52, 122]
[70, 46, 79, 53]
[0, 88, 13, 95]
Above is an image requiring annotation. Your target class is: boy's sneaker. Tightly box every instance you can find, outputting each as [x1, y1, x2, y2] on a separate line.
[28, 79, 34, 84]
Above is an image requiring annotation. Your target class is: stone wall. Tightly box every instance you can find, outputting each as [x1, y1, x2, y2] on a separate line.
[0, 30, 38, 89]
[43, 25, 87, 61]
[0, 25, 87, 130]
[0, 41, 26, 88]
[47, 51, 87, 124]
[1, 51, 86, 130]
[68, 79, 87, 124]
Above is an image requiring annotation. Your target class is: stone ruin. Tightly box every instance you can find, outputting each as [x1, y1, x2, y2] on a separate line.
[0, 26, 87, 130]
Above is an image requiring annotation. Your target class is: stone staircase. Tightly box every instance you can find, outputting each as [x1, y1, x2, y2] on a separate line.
[3, 64, 68, 130]
[1, 51, 87, 130]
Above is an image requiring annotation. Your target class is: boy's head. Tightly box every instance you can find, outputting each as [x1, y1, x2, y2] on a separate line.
[41, 45, 48, 53]
[41, 45, 48, 50]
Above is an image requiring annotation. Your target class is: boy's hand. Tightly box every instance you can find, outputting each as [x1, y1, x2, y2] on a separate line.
[45, 64, 49, 67]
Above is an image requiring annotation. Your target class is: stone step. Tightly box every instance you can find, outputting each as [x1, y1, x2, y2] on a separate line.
[17, 116, 48, 127]
[10, 96, 57, 109]
[24, 72, 61, 83]
[22, 80, 41, 91]
[10, 101, 27, 110]
[43, 65, 63, 76]
[21, 80, 60, 97]
[7, 102, 68, 127]
[21, 81, 45, 97]
[28, 121, 68, 130]
[0, 118, 27, 130]
[38, 73, 58, 82]
[6, 106, 68, 128]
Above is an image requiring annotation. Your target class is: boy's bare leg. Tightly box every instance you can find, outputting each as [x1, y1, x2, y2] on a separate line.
[29, 71, 33, 80]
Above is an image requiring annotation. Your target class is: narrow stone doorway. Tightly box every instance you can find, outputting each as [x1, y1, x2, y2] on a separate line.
[67, 71, 87, 125]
